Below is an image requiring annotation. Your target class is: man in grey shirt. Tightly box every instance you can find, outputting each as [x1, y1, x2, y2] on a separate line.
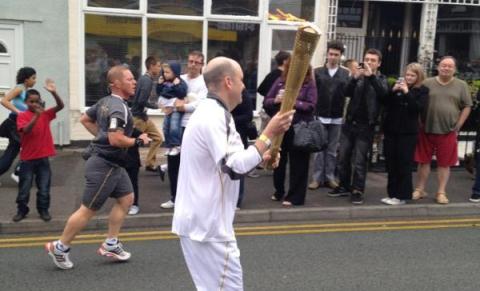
[46, 66, 151, 270]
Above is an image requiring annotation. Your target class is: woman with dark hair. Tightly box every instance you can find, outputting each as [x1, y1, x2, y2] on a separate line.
[0, 67, 37, 182]
[263, 64, 317, 206]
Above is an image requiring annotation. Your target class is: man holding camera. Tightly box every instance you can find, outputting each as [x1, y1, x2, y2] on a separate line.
[329, 49, 388, 204]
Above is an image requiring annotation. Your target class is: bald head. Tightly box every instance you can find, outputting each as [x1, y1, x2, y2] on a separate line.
[203, 57, 240, 90]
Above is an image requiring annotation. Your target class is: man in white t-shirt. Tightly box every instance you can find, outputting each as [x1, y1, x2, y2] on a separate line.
[172, 57, 293, 290]
[160, 51, 208, 209]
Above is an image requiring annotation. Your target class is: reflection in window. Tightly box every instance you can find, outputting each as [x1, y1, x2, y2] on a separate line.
[436, 5, 480, 79]
[88, 0, 139, 9]
[148, 0, 203, 16]
[0, 42, 6, 53]
[211, 0, 258, 16]
[148, 19, 202, 67]
[271, 30, 296, 70]
[84, 14, 141, 106]
[208, 21, 259, 100]
[337, 0, 363, 28]
[268, 0, 314, 22]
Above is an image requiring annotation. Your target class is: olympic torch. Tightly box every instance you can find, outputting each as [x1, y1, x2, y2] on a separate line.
[266, 23, 321, 169]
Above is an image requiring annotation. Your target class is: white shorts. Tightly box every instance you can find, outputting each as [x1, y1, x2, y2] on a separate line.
[180, 237, 243, 291]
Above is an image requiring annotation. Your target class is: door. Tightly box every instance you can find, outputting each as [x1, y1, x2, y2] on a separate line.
[0, 23, 23, 148]
[257, 25, 297, 110]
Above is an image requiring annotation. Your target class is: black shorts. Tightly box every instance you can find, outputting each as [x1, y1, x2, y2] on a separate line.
[82, 155, 133, 210]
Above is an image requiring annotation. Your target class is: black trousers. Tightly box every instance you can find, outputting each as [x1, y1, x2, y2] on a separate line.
[167, 127, 185, 202]
[168, 154, 180, 202]
[383, 133, 417, 200]
[273, 128, 311, 205]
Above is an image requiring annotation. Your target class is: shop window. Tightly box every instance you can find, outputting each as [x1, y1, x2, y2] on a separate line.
[208, 21, 259, 98]
[271, 30, 296, 70]
[268, 0, 315, 22]
[88, 0, 139, 9]
[211, 0, 258, 16]
[84, 14, 141, 106]
[0, 42, 6, 53]
[337, 0, 363, 28]
[148, 0, 203, 16]
[436, 5, 480, 79]
[147, 18, 202, 66]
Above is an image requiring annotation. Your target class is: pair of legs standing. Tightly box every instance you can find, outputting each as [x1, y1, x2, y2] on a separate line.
[334, 122, 374, 204]
[310, 123, 341, 189]
[413, 129, 457, 204]
[14, 158, 51, 221]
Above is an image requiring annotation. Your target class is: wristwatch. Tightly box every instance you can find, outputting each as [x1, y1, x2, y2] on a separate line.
[258, 134, 272, 148]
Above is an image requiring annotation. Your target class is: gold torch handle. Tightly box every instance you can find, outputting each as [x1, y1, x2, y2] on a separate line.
[266, 24, 321, 169]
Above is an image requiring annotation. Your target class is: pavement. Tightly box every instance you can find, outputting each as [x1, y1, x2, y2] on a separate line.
[0, 147, 480, 235]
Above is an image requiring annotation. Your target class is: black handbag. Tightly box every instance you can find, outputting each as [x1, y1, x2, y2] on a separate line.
[292, 119, 327, 153]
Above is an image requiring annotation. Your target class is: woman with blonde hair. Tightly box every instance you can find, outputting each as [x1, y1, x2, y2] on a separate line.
[380, 63, 429, 205]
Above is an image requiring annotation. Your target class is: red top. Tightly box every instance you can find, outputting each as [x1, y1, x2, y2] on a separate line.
[17, 108, 57, 161]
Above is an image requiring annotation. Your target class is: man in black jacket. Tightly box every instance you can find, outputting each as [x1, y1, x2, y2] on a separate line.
[131, 56, 164, 171]
[309, 40, 350, 191]
[329, 49, 388, 204]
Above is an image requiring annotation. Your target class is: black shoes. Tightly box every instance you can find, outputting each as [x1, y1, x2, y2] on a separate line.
[12, 212, 27, 222]
[469, 193, 480, 203]
[157, 167, 165, 182]
[39, 211, 52, 222]
[146, 166, 166, 181]
[328, 186, 350, 197]
[351, 190, 364, 205]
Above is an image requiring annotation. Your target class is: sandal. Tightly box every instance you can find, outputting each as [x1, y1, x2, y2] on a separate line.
[436, 192, 449, 204]
[412, 188, 428, 200]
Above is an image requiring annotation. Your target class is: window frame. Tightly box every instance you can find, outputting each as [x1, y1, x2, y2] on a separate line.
[81, 0, 321, 111]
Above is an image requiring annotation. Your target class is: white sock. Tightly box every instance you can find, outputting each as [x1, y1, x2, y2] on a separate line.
[105, 237, 118, 246]
[55, 240, 70, 252]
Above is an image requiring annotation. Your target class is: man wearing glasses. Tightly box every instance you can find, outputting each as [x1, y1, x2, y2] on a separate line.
[160, 50, 208, 209]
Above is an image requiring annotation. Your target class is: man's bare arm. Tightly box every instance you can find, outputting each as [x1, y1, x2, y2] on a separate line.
[80, 113, 98, 136]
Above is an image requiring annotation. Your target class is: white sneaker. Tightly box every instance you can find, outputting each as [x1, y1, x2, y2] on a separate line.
[164, 148, 171, 156]
[97, 241, 131, 261]
[384, 197, 406, 205]
[11, 172, 19, 183]
[381, 197, 392, 204]
[161, 200, 175, 209]
[160, 163, 168, 172]
[45, 241, 74, 270]
[128, 205, 139, 215]
[168, 146, 180, 156]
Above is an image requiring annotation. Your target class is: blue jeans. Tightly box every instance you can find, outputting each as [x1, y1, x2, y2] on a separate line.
[163, 111, 183, 147]
[311, 123, 342, 184]
[16, 158, 51, 214]
[337, 122, 375, 192]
